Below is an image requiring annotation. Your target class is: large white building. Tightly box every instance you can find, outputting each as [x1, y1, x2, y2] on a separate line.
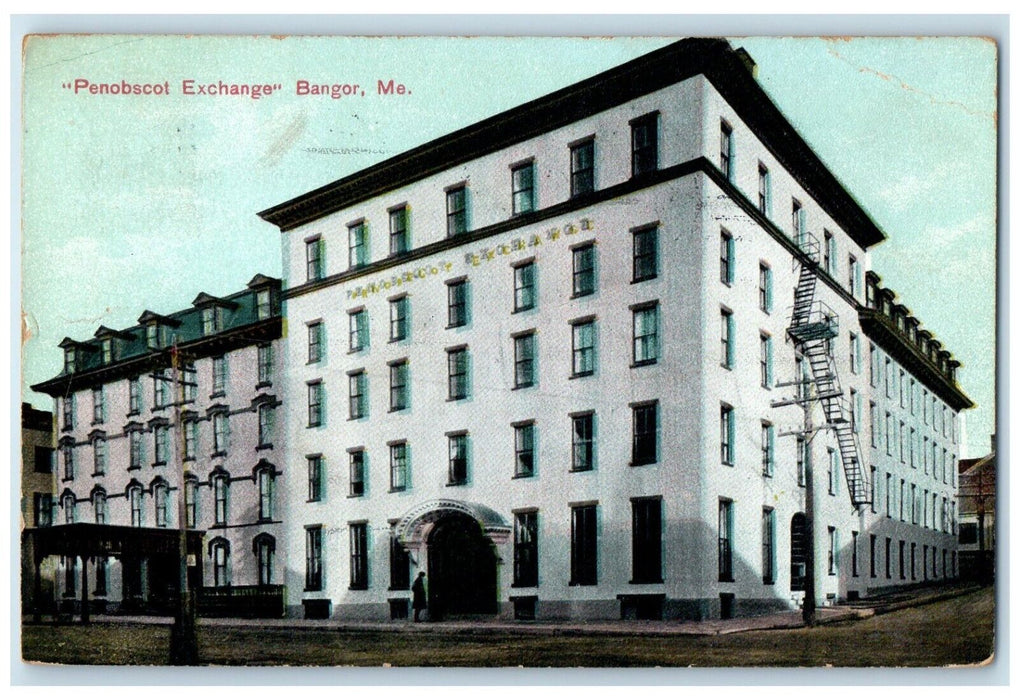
[258, 39, 972, 621]
[31, 275, 285, 616]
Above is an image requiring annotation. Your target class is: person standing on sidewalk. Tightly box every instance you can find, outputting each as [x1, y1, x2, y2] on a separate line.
[412, 572, 427, 622]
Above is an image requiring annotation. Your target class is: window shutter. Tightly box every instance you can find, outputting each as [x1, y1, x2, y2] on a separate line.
[728, 132, 736, 183]
[726, 314, 735, 367]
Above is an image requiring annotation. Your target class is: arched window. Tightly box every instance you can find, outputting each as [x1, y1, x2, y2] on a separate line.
[211, 470, 229, 526]
[127, 483, 143, 527]
[209, 538, 230, 587]
[61, 491, 76, 524]
[253, 533, 276, 586]
[183, 474, 198, 528]
[152, 480, 169, 528]
[92, 488, 107, 525]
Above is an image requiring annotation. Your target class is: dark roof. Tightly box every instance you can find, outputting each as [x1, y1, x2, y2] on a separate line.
[32, 277, 282, 397]
[258, 38, 886, 249]
[21, 402, 53, 432]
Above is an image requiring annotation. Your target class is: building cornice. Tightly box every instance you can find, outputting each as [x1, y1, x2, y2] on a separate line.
[258, 38, 886, 249]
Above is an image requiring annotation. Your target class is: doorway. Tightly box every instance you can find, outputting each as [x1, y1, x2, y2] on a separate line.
[426, 513, 497, 619]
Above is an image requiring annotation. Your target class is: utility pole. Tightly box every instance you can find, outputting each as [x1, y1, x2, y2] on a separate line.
[168, 337, 198, 665]
[802, 389, 817, 626]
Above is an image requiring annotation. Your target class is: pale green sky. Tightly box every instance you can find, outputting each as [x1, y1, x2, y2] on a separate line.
[20, 35, 997, 457]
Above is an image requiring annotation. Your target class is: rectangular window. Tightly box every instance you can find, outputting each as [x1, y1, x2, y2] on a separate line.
[632, 226, 658, 282]
[570, 139, 595, 197]
[305, 526, 322, 591]
[513, 261, 536, 312]
[257, 403, 274, 447]
[758, 162, 771, 215]
[390, 527, 411, 590]
[720, 120, 734, 181]
[828, 448, 839, 495]
[720, 309, 734, 368]
[632, 304, 659, 366]
[389, 360, 409, 411]
[256, 288, 272, 320]
[870, 466, 877, 514]
[631, 113, 658, 176]
[720, 230, 734, 284]
[514, 422, 535, 478]
[153, 369, 170, 408]
[306, 238, 324, 282]
[348, 370, 367, 419]
[34, 493, 53, 527]
[849, 255, 860, 297]
[792, 199, 805, 239]
[183, 420, 197, 462]
[632, 498, 663, 584]
[720, 404, 735, 466]
[886, 537, 893, 578]
[631, 402, 658, 466]
[183, 479, 196, 528]
[570, 504, 598, 585]
[349, 523, 368, 590]
[389, 205, 409, 256]
[718, 499, 734, 581]
[851, 389, 860, 433]
[349, 450, 365, 496]
[448, 433, 468, 485]
[92, 387, 105, 424]
[146, 323, 162, 350]
[910, 428, 916, 467]
[307, 322, 323, 363]
[446, 185, 467, 237]
[213, 476, 228, 526]
[154, 425, 169, 465]
[348, 309, 368, 352]
[899, 369, 906, 407]
[201, 306, 222, 336]
[851, 531, 860, 577]
[387, 296, 409, 342]
[759, 264, 773, 313]
[828, 527, 838, 575]
[870, 534, 877, 578]
[850, 333, 860, 374]
[348, 221, 367, 269]
[389, 442, 408, 491]
[571, 319, 596, 376]
[258, 345, 273, 385]
[129, 431, 142, 470]
[571, 412, 594, 472]
[308, 455, 323, 502]
[64, 348, 77, 374]
[572, 244, 595, 297]
[307, 381, 323, 427]
[511, 161, 535, 215]
[182, 364, 198, 403]
[447, 347, 469, 400]
[761, 422, 775, 477]
[129, 378, 141, 415]
[760, 334, 773, 388]
[211, 356, 226, 396]
[513, 511, 539, 587]
[447, 279, 468, 328]
[514, 332, 536, 388]
[34, 446, 53, 474]
[823, 230, 835, 275]
[258, 469, 274, 521]
[93, 438, 107, 475]
[762, 507, 775, 584]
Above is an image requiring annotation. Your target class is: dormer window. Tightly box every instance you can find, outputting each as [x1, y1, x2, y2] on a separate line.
[64, 348, 77, 374]
[147, 323, 162, 350]
[101, 338, 112, 364]
[202, 306, 224, 336]
[256, 289, 271, 320]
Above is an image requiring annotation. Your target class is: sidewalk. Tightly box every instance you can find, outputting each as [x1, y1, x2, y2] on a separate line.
[31, 582, 983, 638]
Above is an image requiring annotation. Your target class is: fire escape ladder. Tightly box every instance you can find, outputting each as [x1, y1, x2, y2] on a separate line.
[787, 234, 871, 509]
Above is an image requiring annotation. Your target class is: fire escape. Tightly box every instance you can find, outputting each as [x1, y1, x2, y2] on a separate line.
[775, 232, 871, 510]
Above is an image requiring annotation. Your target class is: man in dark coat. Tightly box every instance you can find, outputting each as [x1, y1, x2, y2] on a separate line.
[411, 571, 427, 622]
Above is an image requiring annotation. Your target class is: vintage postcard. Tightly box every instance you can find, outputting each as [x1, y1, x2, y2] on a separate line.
[18, 32, 998, 671]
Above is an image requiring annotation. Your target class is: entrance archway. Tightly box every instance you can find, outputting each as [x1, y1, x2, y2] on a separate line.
[427, 513, 498, 619]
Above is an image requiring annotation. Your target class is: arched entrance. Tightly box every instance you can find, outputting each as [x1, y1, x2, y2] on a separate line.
[427, 513, 498, 619]
[790, 512, 808, 592]
[394, 499, 510, 621]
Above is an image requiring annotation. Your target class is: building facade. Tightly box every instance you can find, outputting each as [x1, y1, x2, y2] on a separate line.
[21, 403, 56, 612]
[31, 275, 284, 613]
[258, 39, 972, 621]
[957, 439, 995, 582]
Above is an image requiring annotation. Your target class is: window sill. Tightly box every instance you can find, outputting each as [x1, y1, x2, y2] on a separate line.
[569, 371, 594, 380]
[446, 396, 468, 402]
[570, 292, 595, 300]
[307, 498, 322, 504]
[183, 456, 195, 463]
[389, 487, 407, 494]
[61, 476, 74, 483]
[347, 348, 366, 355]
[569, 467, 594, 474]
[631, 360, 657, 369]
[347, 416, 366, 422]
[303, 587, 323, 593]
[307, 423, 322, 429]
[127, 465, 140, 472]
[718, 577, 735, 583]
[211, 451, 227, 459]
[388, 406, 408, 413]
[510, 583, 538, 589]
[152, 461, 167, 468]
[763, 579, 775, 586]
[348, 584, 368, 591]
[512, 305, 536, 314]
[388, 337, 408, 344]
[255, 381, 272, 390]
[91, 420, 105, 427]
[629, 460, 657, 468]
[445, 324, 467, 331]
[446, 481, 467, 487]
[722, 461, 734, 468]
[512, 472, 535, 480]
[257, 443, 274, 451]
[91, 472, 105, 478]
[568, 581, 597, 587]
[512, 383, 535, 391]
[347, 493, 364, 499]
[629, 579, 664, 585]
[209, 392, 225, 400]
[388, 585, 410, 592]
